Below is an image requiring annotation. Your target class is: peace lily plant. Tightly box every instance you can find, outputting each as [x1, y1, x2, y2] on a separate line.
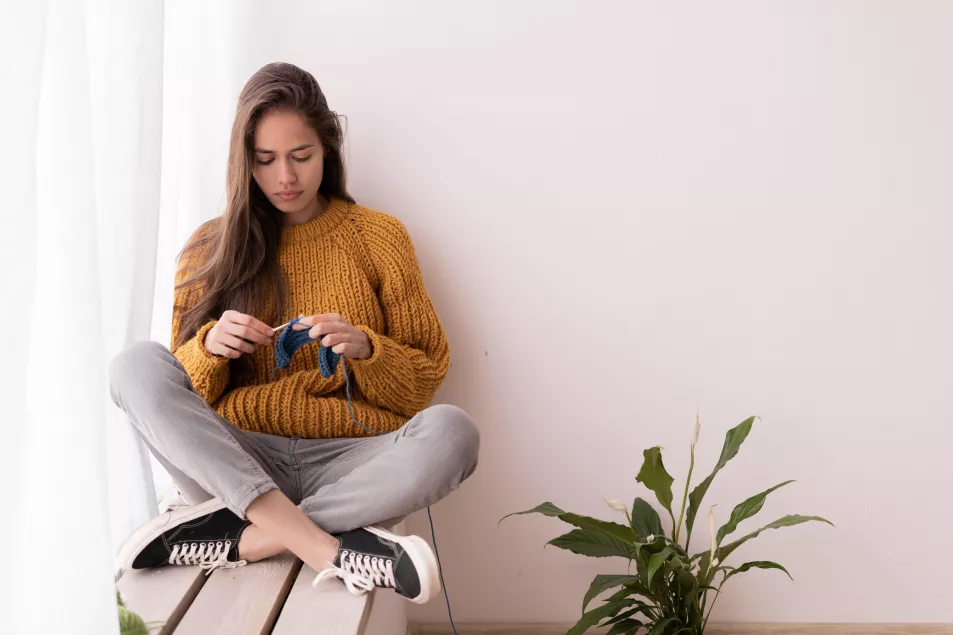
[503, 414, 832, 635]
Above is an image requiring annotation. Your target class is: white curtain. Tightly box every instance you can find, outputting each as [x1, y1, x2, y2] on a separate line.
[0, 1, 164, 633]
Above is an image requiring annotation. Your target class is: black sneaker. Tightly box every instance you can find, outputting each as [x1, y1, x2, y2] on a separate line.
[312, 526, 441, 604]
[115, 498, 251, 576]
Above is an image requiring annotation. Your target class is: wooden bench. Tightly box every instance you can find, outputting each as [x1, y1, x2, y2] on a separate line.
[117, 553, 407, 635]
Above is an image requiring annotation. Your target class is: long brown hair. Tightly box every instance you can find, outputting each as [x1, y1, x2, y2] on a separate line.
[173, 62, 354, 349]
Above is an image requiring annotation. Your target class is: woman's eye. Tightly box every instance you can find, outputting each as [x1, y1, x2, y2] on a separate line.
[256, 158, 275, 166]
[293, 155, 312, 163]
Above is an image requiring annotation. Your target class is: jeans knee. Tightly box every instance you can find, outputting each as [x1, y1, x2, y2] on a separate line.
[423, 404, 480, 473]
[109, 340, 177, 407]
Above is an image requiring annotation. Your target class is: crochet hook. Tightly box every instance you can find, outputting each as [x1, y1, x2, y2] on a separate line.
[274, 315, 310, 334]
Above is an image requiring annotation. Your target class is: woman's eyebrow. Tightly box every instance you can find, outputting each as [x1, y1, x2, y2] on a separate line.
[254, 144, 316, 153]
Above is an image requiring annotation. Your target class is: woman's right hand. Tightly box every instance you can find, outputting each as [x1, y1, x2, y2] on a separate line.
[203, 310, 274, 358]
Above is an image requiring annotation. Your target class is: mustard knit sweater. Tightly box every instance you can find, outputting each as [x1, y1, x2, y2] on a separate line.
[170, 198, 450, 439]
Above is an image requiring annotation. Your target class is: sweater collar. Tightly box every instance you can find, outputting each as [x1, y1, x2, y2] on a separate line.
[280, 197, 349, 244]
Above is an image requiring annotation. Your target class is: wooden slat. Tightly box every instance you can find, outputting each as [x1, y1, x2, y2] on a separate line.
[175, 553, 301, 635]
[272, 563, 374, 635]
[363, 578, 406, 635]
[117, 566, 207, 634]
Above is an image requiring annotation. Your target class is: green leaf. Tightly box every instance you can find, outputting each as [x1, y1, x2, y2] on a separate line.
[118, 605, 149, 635]
[716, 480, 795, 544]
[646, 547, 673, 587]
[722, 560, 792, 584]
[695, 550, 716, 585]
[560, 513, 637, 544]
[676, 568, 697, 595]
[634, 555, 650, 593]
[664, 551, 689, 570]
[646, 617, 675, 635]
[499, 502, 565, 524]
[636, 447, 675, 522]
[606, 585, 640, 603]
[607, 619, 644, 635]
[606, 577, 655, 603]
[604, 603, 655, 626]
[639, 537, 667, 557]
[603, 608, 638, 625]
[582, 574, 638, 612]
[718, 514, 833, 562]
[685, 417, 756, 542]
[630, 497, 664, 540]
[549, 529, 636, 559]
[567, 601, 632, 635]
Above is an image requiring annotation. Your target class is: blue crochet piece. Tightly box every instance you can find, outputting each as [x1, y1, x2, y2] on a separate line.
[273, 317, 341, 378]
[271, 317, 381, 436]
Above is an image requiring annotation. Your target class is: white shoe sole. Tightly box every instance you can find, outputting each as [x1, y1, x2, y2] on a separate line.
[115, 498, 228, 577]
[365, 525, 441, 604]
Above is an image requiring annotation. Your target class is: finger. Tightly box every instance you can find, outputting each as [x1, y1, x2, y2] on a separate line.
[211, 341, 241, 359]
[309, 313, 343, 325]
[228, 311, 274, 338]
[331, 342, 350, 356]
[320, 332, 352, 348]
[224, 322, 272, 345]
[222, 333, 256, 354]
[309, 321, 349, 339]
[224, 337, 256, 355]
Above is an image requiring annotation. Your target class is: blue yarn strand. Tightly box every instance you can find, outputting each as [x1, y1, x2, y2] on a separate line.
[273, 318, 459, 633]
[340, 357, 386, 437]
[428, 505, 459, 635]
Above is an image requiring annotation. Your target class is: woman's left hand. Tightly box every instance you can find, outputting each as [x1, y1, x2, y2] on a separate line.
[293, 314, 373, 360]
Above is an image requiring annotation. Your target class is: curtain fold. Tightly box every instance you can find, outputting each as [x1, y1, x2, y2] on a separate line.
[0, 1, 164, 632]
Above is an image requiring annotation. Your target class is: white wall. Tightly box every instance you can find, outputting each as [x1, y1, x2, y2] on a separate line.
[158, 0, 953, 623]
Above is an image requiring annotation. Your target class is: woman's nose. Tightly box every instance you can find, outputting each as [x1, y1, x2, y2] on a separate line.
[277, 160, 297, 186]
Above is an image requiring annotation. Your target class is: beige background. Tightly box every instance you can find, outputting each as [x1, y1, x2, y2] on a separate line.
[153, 0, 953, 624]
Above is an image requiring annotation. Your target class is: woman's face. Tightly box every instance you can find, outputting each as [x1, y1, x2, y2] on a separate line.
[252, 109, 325, 221]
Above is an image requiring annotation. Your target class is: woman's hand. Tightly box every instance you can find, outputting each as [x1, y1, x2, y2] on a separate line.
[293, 313, 373, 360]
[204, 310, 274, 358]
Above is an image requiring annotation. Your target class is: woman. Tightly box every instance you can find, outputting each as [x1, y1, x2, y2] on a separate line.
[110, 62, 479, 605]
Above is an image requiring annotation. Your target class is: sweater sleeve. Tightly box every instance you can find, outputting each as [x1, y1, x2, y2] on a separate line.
[169, 224, 231, 404]
[350, 217, 450, 417]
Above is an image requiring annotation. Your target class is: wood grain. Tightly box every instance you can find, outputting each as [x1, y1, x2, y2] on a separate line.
[175, 553, 301, 635]
[363, 579, 408, 635]
[272, 563, 374, 635]
[116, 565, 207, 634]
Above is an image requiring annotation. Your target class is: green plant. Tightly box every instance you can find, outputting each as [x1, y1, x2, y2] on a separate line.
[502, 415, 832, 635]
[117, 590, 149, 635]
[117, 589, 165, 635]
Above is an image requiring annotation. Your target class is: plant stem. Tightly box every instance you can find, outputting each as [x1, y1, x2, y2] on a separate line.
[702, 580, 725, 631]
[674, 442, 696, 546]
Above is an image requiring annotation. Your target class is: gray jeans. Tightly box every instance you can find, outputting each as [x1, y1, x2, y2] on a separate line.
[109, 341, 480, 534]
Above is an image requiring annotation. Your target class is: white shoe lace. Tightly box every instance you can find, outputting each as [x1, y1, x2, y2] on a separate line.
[312, 550, 396, 596]
[168, 540, 247, 575]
